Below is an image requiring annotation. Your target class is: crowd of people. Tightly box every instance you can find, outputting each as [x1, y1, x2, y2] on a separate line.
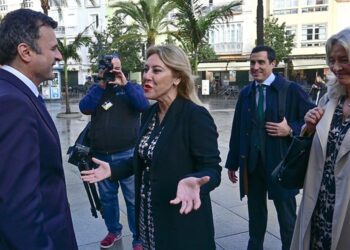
[1, 8, 350, 250]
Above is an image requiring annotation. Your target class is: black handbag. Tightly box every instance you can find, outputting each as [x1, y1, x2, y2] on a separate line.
[271, 135, 313, 189]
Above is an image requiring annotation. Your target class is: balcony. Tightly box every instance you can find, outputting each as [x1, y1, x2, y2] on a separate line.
[212, 42, 243, 54]
[300, 40, 326, 47]
[0, 5, 7, 11]
[55, 26, 66, 36]
[301, 5, 328, 13]
[21, 1, 33, 8]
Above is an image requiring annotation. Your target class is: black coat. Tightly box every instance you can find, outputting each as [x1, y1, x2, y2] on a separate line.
[111, 96, 221, 250]
[225, 74, 315, 200]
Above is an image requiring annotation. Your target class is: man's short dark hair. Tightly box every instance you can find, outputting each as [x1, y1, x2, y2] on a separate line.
[251, 45, 276, 63]
[0, 9, 57, 65]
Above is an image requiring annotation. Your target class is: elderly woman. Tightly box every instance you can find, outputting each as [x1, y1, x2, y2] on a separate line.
[291, 28, 350, 249]
[81, 45, 221, 250]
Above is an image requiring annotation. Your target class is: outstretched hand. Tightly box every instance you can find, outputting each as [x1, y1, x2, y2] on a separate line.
[170, 176, 210, 215]
[80, 158, 111, 183]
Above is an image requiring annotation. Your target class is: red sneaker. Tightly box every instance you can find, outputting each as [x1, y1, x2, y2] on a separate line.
[133, 244, 143, 250]
[100, 232, 122, 248]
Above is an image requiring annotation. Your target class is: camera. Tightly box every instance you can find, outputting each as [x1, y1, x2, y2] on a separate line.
[98, 55, 115, 83]
[68, 144, 96, 170]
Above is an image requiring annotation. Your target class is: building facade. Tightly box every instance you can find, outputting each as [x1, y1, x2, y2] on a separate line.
[198, 0, 350, 92]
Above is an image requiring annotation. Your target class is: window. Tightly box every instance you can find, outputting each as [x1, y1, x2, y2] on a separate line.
[285, 25, 297, 47]
[273, 0, 298, 15]
[301, 24, 326, 47]
[90, 14, 99, 29]
[304, 0, 328, 4]
[209, 22, 242, 54]
[0, 0, 7, 11]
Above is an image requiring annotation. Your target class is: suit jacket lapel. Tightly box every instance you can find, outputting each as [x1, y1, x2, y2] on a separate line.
[0, 69, 60, 145]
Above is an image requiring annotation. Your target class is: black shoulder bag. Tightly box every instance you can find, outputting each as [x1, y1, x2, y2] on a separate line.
[271, 82, 313, 189]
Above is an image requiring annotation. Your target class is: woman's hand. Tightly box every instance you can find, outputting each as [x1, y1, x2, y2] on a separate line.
[80, 158, 111, 183]
[304, 107, 324, 134]
[170, 176, 210, 215]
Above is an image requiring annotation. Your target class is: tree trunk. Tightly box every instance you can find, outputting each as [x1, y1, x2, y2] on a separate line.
[256, 0, 264, 45]
[64, 60, 71, 114]
[40, 0, 50, 15]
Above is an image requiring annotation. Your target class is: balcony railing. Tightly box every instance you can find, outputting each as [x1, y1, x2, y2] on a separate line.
[0, 4, 7, 11]
[55, 26, 66, 36]
[273, 8, 298, 15]
[300, 40, 326, 48]
[301, 5, 328, 13]
[212, 42, 243, 54]
[21, 1, 33, 8]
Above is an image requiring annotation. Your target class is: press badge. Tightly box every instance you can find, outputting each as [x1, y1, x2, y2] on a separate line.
[102, 101, 113, 110]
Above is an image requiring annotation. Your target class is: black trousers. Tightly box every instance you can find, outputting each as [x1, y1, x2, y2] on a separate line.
[247, 154, 296, 250]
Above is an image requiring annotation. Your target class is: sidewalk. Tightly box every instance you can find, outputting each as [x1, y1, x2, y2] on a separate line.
[47, 96, 301, 250]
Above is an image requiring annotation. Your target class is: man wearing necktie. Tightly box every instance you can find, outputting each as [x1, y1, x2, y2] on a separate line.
[0, 9, 78, 249]
[225, 46, 315, 250]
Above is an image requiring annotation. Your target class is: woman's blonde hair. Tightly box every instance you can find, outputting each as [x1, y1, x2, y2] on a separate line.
[146, 45, 202, 105]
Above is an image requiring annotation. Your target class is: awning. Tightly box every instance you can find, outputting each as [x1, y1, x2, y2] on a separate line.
[292, 59, 327, 70]
[197, 62, 229, 71]
[227, 61, 250, 71]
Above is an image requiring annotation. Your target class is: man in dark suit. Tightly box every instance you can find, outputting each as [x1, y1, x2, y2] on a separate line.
[225, 46, 315, 250]
[0, 9, 78, 249]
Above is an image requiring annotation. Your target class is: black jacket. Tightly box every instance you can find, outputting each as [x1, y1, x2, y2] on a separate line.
[111, 96, 221, 250]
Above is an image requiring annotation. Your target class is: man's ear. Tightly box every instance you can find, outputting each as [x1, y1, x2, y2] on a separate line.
[271, 60, 276, 67]
[17, 43, 33, 63]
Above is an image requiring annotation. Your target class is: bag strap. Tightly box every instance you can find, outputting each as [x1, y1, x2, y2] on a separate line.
[278, 81, 291, 120]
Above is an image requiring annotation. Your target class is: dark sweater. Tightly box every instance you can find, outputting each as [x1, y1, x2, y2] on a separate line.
[79, 82, 149, 153]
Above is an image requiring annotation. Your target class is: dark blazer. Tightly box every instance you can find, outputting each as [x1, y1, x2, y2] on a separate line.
[111, 96, 221, 250]
[0, 69, 78, 250]
[225, 74, 315, 200]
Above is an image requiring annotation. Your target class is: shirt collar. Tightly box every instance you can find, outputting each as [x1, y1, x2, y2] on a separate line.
[255, 73, 276, 87]
[1, 65, 39, 97]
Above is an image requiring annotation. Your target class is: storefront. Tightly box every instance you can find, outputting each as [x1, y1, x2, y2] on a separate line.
[40, 69, 62, 100]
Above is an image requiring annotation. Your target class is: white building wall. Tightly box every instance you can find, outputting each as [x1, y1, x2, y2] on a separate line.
[49, 0, 108, 85]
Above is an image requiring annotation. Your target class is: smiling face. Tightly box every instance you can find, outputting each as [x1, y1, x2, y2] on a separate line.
[250, 51, 275, 83]
[328, 43, 350, 88]
[29, 25, 62, 85]
[142, 53, 179, 103]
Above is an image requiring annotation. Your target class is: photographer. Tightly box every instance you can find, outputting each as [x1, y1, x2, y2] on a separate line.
[79, 55, 148, 249]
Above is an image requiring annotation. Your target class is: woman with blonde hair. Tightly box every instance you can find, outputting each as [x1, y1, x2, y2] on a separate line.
[81, 44, 221, 250]
[291, 27, 350, 249]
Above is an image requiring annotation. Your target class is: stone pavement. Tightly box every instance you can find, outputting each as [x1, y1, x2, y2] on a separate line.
[47, 96, 301, 250]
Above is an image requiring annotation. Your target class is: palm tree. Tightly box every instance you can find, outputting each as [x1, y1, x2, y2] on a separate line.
[57, 29, 90, 114]
[256, 0, 264, 45]
[110, 0, 176, 48]
[170, 0, 242, 74]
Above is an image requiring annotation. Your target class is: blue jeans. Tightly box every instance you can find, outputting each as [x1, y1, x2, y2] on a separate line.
[94, 148, 139, 245]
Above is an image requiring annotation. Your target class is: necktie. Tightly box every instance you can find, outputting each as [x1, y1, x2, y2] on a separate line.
[257, 85, 264, 121]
